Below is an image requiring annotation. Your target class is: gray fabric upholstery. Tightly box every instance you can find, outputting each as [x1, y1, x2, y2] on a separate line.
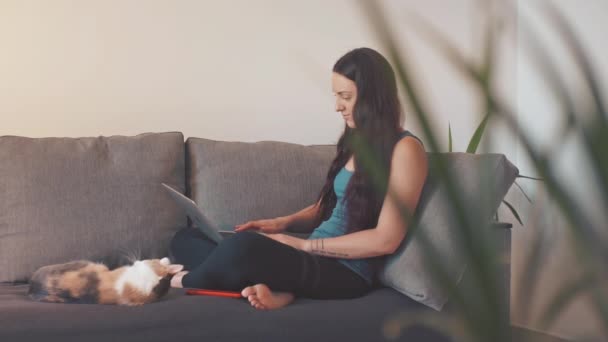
[0, 132, 186, 282]
[0, 134, 515, 341]
[185, 137, 335, 231]
[0, 284, 451, 342]
[379, 153, 519, 310]
[186, 138, 517, 311]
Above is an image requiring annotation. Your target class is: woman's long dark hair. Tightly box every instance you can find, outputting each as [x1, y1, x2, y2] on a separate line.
[314, 47, 404, 233]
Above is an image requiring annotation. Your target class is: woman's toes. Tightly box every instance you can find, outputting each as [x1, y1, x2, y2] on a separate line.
[250, 283, 294, 310]
[241, 286, 256, 298]
[247, 295, 266, 310]
[243, 284, 293, 310]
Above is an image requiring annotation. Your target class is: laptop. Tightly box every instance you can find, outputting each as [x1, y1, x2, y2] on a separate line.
[161, 183, 235, 244]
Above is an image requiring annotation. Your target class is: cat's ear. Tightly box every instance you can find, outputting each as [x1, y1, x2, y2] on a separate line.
[167, 264, 184, 274]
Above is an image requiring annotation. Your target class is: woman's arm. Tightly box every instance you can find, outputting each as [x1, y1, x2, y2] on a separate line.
[281, 201, 321, 233]
[235, 200, 321, 233]
[302, 137, 428, 258]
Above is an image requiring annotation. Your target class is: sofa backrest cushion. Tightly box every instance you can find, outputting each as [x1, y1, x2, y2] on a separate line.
[186, 138, 517, 311]
[378, 153, 518, 311]
[0, 132, 186, 282]
[185, 138, 334, 231]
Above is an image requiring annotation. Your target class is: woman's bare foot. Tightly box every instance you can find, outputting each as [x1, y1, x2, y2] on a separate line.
[170, 271, 189, 288]
[241, 284, 294, 310]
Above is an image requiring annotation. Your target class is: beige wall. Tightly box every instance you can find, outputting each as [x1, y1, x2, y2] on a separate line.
[0, 0, 362, 143]
[510, 0, 608, 340]
[0, 0, 490, 149]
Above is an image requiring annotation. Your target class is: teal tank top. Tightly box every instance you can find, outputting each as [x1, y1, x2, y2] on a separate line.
[308, 130, 422, 284]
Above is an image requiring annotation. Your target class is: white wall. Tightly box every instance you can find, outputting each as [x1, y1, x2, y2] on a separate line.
[0, 0, 366, 143]
[0, 0, 493, 149]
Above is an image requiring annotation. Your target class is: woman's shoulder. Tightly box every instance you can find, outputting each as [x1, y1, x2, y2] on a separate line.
[397, 130, 424, 150]
[398, 130, 423, 145]
[390, 131, 428, 185]
[393, 131, 427, 165]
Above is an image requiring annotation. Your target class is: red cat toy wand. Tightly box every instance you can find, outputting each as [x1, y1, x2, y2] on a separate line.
[185, 289, 243, 299]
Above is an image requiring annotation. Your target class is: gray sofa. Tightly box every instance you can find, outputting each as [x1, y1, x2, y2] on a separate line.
[0, 132, 517, 342]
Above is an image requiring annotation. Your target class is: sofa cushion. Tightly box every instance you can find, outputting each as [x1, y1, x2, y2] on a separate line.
[185, 137, 335, 231]
[0, 284, 450, 342]
[378, 153, 519, 311]
[186, 137, 516, 311]
[0, 132, 186, 282]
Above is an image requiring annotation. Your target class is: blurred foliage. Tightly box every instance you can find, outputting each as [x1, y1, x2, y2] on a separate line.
[353, 0, 608, 340]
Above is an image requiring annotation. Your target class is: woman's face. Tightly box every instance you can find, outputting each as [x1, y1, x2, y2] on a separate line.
[332, 72, 357, 128]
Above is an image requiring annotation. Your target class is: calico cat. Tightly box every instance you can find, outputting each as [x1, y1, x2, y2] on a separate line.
[28, 257, 183, 306]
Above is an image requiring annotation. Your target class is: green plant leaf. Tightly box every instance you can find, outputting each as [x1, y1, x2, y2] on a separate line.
[539, 272, 596, 330]
[590, 289, 608, 339]
[521, 4, 608, 206]
[517, 175, 544, 181]
[501, 200, 522, 225]
[516, 223, 552, 324]
[522, 2, 608, 207]
[542, 2, 607, 123]
[467, 113, 490, 154]
[359, 2, 608, 340]
[480, 14, 494, 86]
[449, 122, 453, 152]
[419, 0, 602, 256]
[383, 311, 469, 341]
[358, 4, 508, 340]
[513, 181, 532, 203]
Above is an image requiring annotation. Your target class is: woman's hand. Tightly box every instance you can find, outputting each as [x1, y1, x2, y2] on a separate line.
[260, 233, 309, 251]
[234, 216, 290, 234]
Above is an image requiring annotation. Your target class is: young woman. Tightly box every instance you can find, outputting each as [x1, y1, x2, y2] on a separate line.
[169, 47, 428, 310]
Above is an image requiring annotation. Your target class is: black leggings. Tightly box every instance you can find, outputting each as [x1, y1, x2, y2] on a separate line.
[168, 228, 371, 299]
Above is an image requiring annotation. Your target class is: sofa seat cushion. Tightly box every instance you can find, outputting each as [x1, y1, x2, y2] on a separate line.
[0, 283, 450, 342]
